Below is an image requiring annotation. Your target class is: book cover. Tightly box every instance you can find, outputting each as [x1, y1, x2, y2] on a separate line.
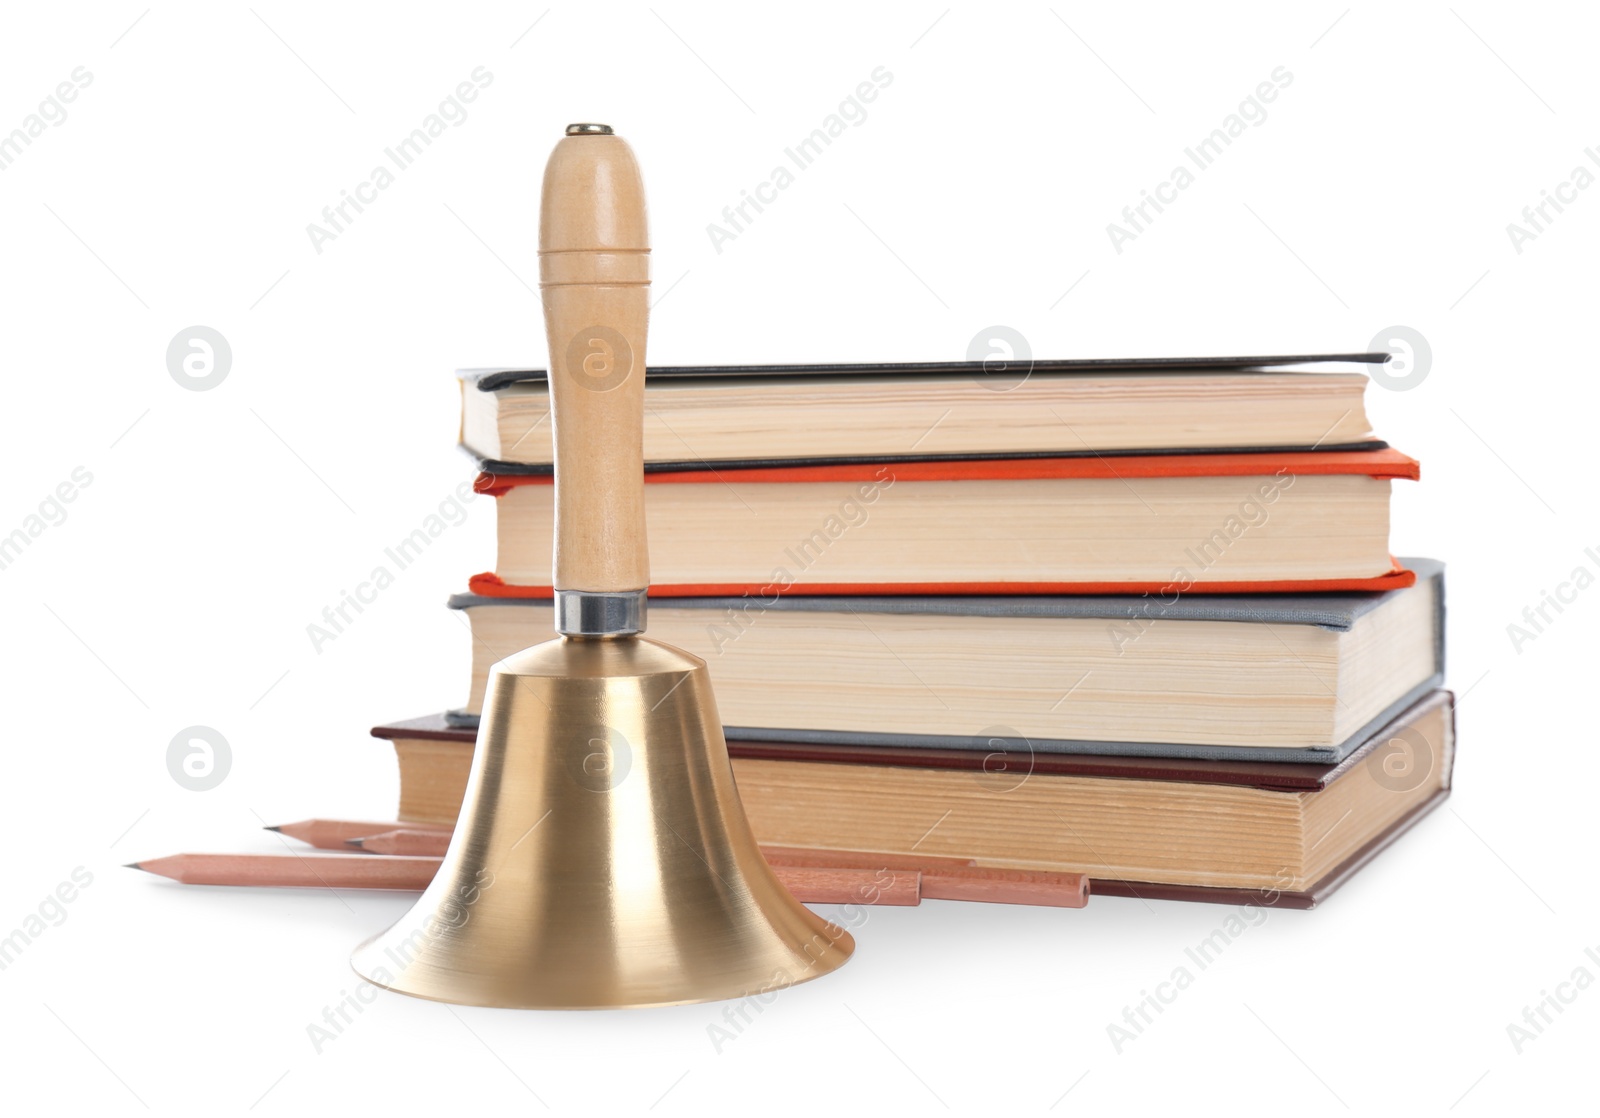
[447, 559, 1445, 763]
[471, 448, 1420, 598]
[462, 350, 1388, 389]
[372, 690, 1455, 908]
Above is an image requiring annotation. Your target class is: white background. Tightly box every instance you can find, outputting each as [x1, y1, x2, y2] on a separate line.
[1, 2, 1594, 1114]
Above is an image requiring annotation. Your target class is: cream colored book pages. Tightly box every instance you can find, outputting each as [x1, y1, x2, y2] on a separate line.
[493, 473, 1394, 587]
[467, 372, 1373, 464]
[730, 697, 1453, 891]
[460, 576, 1438, 751]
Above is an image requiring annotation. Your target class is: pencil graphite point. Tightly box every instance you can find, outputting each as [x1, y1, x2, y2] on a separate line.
[345, 837, 367, 849]
[263, 825, 283, 833]
[123, 862, 148, 872]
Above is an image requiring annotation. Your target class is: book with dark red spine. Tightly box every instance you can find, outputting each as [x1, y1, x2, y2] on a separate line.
[370, 690, 1455, 909]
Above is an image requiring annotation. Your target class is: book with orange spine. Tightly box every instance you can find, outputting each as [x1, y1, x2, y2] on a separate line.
[469, 448, 1419, 598]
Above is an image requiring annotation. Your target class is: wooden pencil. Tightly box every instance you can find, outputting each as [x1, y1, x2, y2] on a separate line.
[333, 827, 1088, 908]
[345, 828, 453, 856]
[918, 866, 1088, 908]
[339, 831, 1088, 908]
[266, 819, 450, 849]
[780, 866, 919, 906]
[756, 845, 1089, 908]
[128, 853, 920, 906]
[760, 845, 978, 871]
[129, 853, 442, 890]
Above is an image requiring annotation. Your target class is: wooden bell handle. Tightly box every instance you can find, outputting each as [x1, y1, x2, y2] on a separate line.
[538, 126, 650, 593]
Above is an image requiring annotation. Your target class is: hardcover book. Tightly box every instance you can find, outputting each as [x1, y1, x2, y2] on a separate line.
[459, 352, 1384, 472]
[472, 449, 1420, 597]
[372, 690, 1455, 907]
[447, 558, 1445, 763]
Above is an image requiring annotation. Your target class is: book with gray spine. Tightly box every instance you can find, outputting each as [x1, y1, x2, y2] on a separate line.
[446, 559, 1444, 764]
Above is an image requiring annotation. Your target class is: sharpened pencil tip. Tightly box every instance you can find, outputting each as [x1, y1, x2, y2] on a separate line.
[345, 837, 366, 848]
[263, 825, 282, 832]
[123, 862, 147, 871]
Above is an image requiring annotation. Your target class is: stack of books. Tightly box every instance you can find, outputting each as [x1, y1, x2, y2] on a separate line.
[373, 352, 1452, 908]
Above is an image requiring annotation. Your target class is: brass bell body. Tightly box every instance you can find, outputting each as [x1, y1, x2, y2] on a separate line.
[351, 635, 854, 1008]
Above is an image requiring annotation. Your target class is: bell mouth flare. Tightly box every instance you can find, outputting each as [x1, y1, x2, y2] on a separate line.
[351, 635, 854, 1010]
